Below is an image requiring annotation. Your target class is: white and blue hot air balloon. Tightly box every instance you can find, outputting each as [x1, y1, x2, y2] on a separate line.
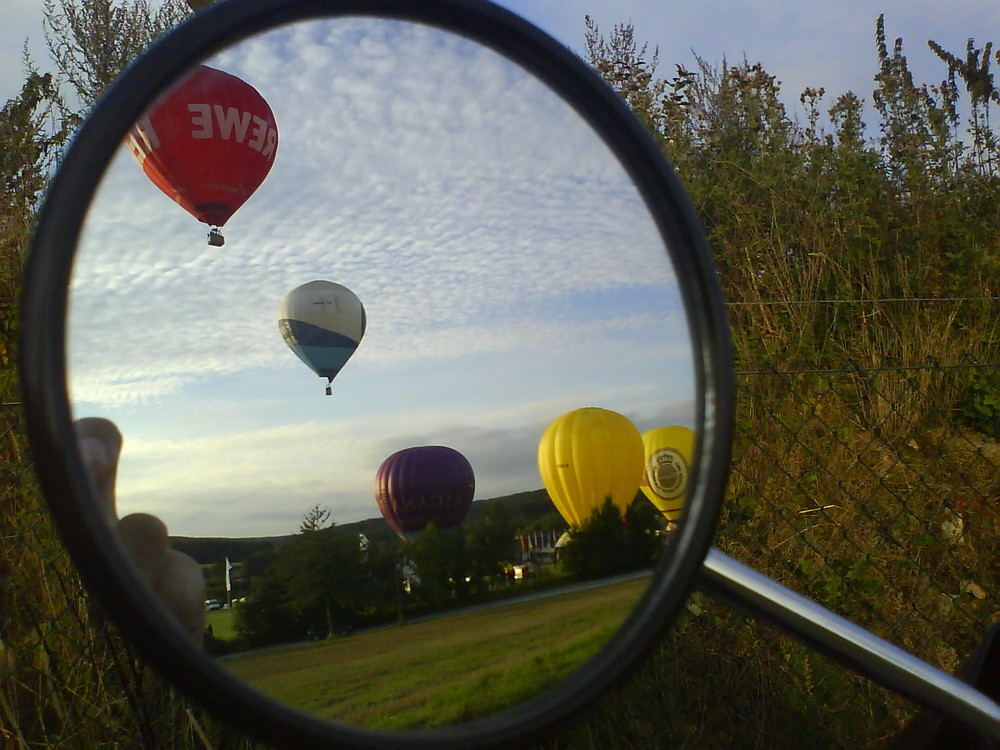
[278, 280, 366, 395]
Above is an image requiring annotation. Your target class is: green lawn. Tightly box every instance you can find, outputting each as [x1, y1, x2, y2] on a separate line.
[222, 577, 647, 729]
[205, 607, 236, 639]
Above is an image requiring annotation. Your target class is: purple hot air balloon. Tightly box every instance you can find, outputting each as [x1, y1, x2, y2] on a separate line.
[374, 446, 475, 539]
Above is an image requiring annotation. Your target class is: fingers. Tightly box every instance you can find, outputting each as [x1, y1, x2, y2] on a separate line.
[75, 417, 123, 524]
[117, 513, 207, 645]
[75, 418, 207, 646]
[154, 550, 208, 646]
[116, 513, 170, 586]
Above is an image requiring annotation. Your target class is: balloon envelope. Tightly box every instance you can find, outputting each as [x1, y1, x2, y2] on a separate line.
[537, 407, 644, 529]
[278, 280, 366, 389]
[126, 64, 278, 230]
[375, 446, 476, 539]
[639, 426, 695, 521]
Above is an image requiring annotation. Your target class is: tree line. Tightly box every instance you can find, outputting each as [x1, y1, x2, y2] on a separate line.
[206, 497, 664, 653]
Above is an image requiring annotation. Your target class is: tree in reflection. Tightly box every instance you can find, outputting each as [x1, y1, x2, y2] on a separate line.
[408, 523, 470, 604]
[404, 505, 517, 606]
[465, 503, 519, 589]
[233, 511, 369, 645]
[281, 525, 367, 637]
[559, 497, 664, 580]
[299, 503, 333, 533]
[232, 565, 304, 648]
[230, 504, 522, 648]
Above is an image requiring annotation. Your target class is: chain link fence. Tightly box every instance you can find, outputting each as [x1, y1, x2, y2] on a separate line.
[2, 326, 998, 747]
[723, 355, 998, 667]
[703, 351, 999, 745]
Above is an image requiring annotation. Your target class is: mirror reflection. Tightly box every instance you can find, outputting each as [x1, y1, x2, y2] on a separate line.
[67, 17, 696, 728]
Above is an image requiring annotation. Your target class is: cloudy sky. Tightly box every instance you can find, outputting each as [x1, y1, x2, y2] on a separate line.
[61, 18, 693, 538]
[7, 1, 998, 539]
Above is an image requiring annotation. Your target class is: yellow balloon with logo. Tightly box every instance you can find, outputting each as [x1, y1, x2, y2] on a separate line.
[537, 407, 644, 529]
[639, 426, 695, 522]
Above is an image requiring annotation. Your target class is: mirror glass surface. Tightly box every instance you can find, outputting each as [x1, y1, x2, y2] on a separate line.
[66, 17, 697, 729]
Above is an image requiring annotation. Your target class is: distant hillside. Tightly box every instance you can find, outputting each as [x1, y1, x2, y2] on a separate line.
[172, 488, 553, 565]
[464, 488, 553, 524]
[170, 536, 289, 566]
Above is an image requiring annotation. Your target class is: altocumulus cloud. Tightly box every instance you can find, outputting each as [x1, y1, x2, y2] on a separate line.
[69, 18, 696, 536]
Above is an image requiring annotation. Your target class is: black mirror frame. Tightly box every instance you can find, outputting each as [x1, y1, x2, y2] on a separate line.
[19, 1, 734, 748]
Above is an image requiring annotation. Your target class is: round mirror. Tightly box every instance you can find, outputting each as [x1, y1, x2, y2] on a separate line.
[20, 1, 733, 748]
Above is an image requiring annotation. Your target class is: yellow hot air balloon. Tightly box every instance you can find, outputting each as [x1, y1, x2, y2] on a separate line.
[639, 426, 695, 522]
[537, 407, 644, 529]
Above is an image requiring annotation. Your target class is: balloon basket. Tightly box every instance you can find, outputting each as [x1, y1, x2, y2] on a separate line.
[207, 227, 225, 247]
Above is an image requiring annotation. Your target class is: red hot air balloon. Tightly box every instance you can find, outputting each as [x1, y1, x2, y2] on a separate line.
[125, 64, 278, 246]
[375, 446, 475, 540]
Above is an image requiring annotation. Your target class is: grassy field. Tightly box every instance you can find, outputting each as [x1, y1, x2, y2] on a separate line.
[206, 607, 236, 639]
[222, 577, 647, 729]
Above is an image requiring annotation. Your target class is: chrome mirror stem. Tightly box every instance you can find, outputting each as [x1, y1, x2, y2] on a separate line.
[700, 548, 1000, 739]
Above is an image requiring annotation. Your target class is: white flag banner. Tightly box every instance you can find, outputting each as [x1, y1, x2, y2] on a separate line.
[225, 557, 233, 593]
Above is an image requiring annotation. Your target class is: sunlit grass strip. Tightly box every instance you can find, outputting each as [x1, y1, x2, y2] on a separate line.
[223, 577, 647, 728]
[206, 608, 236, 640]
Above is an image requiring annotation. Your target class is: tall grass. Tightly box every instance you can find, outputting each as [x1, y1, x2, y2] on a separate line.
[0, 408, 246, 748]
[578, 14, 1000, 747]
[544, 596, 908, 749]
